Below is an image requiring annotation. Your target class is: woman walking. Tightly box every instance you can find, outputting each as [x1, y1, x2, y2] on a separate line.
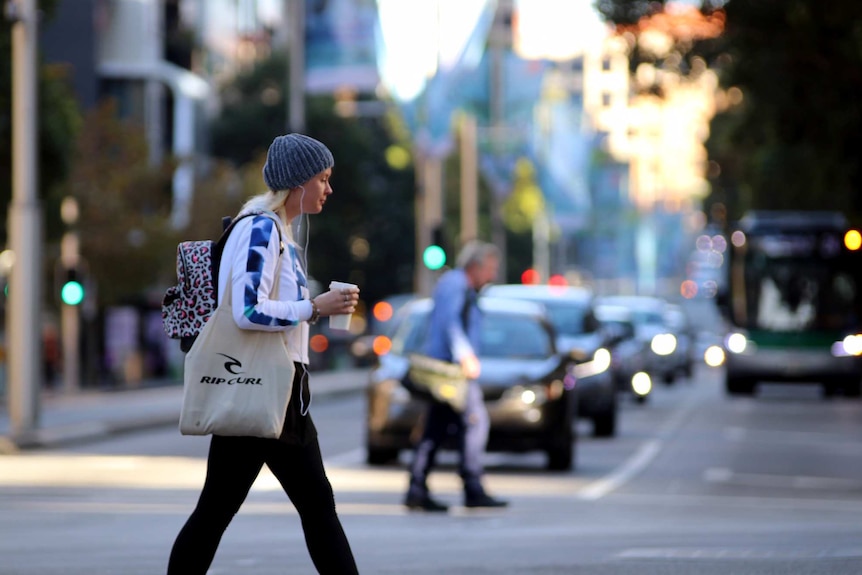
[167, 133, 360, 574]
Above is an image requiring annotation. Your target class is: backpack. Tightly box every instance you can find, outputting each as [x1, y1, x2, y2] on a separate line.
[162, 212, 284, 352]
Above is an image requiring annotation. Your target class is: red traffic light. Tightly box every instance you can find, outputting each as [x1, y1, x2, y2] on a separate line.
[521, 268, 540, 285]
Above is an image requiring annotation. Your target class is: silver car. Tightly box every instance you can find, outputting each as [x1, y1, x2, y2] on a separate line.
[595, 295, 679, 385]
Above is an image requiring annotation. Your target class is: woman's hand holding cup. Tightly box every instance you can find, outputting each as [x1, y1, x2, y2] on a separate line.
[312, 282, 359, 318]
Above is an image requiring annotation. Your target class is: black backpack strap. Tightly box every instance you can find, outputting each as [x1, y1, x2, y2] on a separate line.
[215, 211, 284, 255]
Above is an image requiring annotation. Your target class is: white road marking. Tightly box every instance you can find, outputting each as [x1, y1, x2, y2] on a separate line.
[576, 440, 661, 500]
[703, 467, 862, 491]
[618, 547, 862, 559]
[723, 426, 862, 454]
[577, 389, 704, 500]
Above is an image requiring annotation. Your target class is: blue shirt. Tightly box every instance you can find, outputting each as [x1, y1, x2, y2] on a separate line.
[423, 268, 481, 362]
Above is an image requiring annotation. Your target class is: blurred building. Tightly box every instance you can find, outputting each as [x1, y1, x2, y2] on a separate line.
[42, 0, 384, 230]
[42, 0, 215, 229]
[512, 3, 724, 295]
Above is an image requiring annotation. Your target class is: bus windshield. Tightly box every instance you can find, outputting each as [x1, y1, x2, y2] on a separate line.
[730, 225, 862, 334]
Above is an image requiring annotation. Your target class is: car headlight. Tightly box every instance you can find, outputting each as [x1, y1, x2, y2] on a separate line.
[651, 333, 677, 356]
[572, 348, 612, 379]
[726, 332, 747, 354]
[592, 348, 611, 374]
[704, 345, 725, 367]
[502, 384, 548, 406]
[831, 334, 862, 357]
[631, 371, 652, 396]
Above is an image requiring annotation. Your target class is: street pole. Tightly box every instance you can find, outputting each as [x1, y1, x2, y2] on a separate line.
[288, 0, 305, 133]
[414, 151, 443, 297]
[59, 198, 80, 393]
[533, 209, 550, 283]
[7, 0, 42, 437]
[489, 0, 510, 281]
[459, 113, 478, 247]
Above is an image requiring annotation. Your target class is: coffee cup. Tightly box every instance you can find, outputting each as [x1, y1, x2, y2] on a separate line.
[329, 281, 358, 330]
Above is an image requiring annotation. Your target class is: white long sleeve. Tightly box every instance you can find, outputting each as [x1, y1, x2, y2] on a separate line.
[217, 213, 313, 364]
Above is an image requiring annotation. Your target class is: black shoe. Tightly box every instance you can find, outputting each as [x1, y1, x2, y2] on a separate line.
[404, 493, 449, 512]
[464, 494, 509, 509]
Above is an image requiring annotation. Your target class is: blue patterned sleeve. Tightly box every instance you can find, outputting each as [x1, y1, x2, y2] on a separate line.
[229, 215, 312, 331]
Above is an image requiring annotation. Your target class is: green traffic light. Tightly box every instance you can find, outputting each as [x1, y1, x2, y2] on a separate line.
[61, 280, 85, 306]
[423, 245, 446, 270]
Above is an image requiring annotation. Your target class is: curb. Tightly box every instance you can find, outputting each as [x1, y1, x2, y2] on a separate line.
[0, 369, 369, 453]
[2, 411, 182, 453]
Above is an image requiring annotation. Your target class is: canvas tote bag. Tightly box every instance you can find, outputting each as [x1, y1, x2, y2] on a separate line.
[179, 240, 295, 438]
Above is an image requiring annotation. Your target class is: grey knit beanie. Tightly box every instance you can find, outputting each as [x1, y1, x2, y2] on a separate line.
[262, 133, 334, 191]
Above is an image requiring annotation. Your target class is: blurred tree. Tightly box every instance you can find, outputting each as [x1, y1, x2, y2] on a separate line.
[210, 54, 416, 305]
[502, 158, 545, 234]
[703, 0, 862, 223]
[64, 101, 177, 307]
[440, 136, 532, 284]
[0, 0, 81, 245]
[596, 0, 862, 224]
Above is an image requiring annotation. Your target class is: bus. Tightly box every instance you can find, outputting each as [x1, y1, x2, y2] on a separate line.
[718, 211, 862, 396]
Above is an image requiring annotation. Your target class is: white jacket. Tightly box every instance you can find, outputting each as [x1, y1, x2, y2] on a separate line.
[217, 212, 313, 364]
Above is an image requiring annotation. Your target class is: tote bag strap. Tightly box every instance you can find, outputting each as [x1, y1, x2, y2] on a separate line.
[221, 214, 284, 305]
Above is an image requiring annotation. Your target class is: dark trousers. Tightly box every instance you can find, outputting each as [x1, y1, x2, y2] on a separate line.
[407, 381, 489, 498]
[167, 434, 358, 575]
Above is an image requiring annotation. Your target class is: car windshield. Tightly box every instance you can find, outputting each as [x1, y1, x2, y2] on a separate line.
[630, 309, 665, 326]
[537, 301, 590, 336]
[480, 314, 552, 359]
[392, 309, 552, 360]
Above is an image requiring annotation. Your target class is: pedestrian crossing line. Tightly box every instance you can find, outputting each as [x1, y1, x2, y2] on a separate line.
[609, 491, 862, 513]
[0, 452, 594, 499]
[0, 499, 420, 516]
[617, 547, 862, 560]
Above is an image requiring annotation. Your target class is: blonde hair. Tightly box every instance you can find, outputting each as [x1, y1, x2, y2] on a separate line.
[237, 189, 298, 245]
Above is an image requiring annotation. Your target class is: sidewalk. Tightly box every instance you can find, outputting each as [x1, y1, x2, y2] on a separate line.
[0, 368, 369, 454]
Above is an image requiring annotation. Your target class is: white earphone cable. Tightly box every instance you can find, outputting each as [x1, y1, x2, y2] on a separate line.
[293, 186, 312, 416]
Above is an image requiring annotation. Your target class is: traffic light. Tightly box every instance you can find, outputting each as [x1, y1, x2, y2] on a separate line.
[521, 268, 540, 285]
[423, 226, 447, 270]
[60, 267, 85, 306]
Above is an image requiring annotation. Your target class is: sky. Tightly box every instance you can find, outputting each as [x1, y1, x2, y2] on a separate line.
[376, 0, 611, 102]
[514, 0, 610, 60]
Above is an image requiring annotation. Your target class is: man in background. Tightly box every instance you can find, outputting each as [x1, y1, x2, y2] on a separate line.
[403, 240, 509, 512]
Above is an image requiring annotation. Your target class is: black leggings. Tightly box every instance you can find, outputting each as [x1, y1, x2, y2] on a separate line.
[167, 434, 358, 574]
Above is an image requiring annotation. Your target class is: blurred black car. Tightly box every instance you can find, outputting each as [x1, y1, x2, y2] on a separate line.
[366, 297, 581, 471]
[483, 284, 618, 437]
[594, 303, 653, 403]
